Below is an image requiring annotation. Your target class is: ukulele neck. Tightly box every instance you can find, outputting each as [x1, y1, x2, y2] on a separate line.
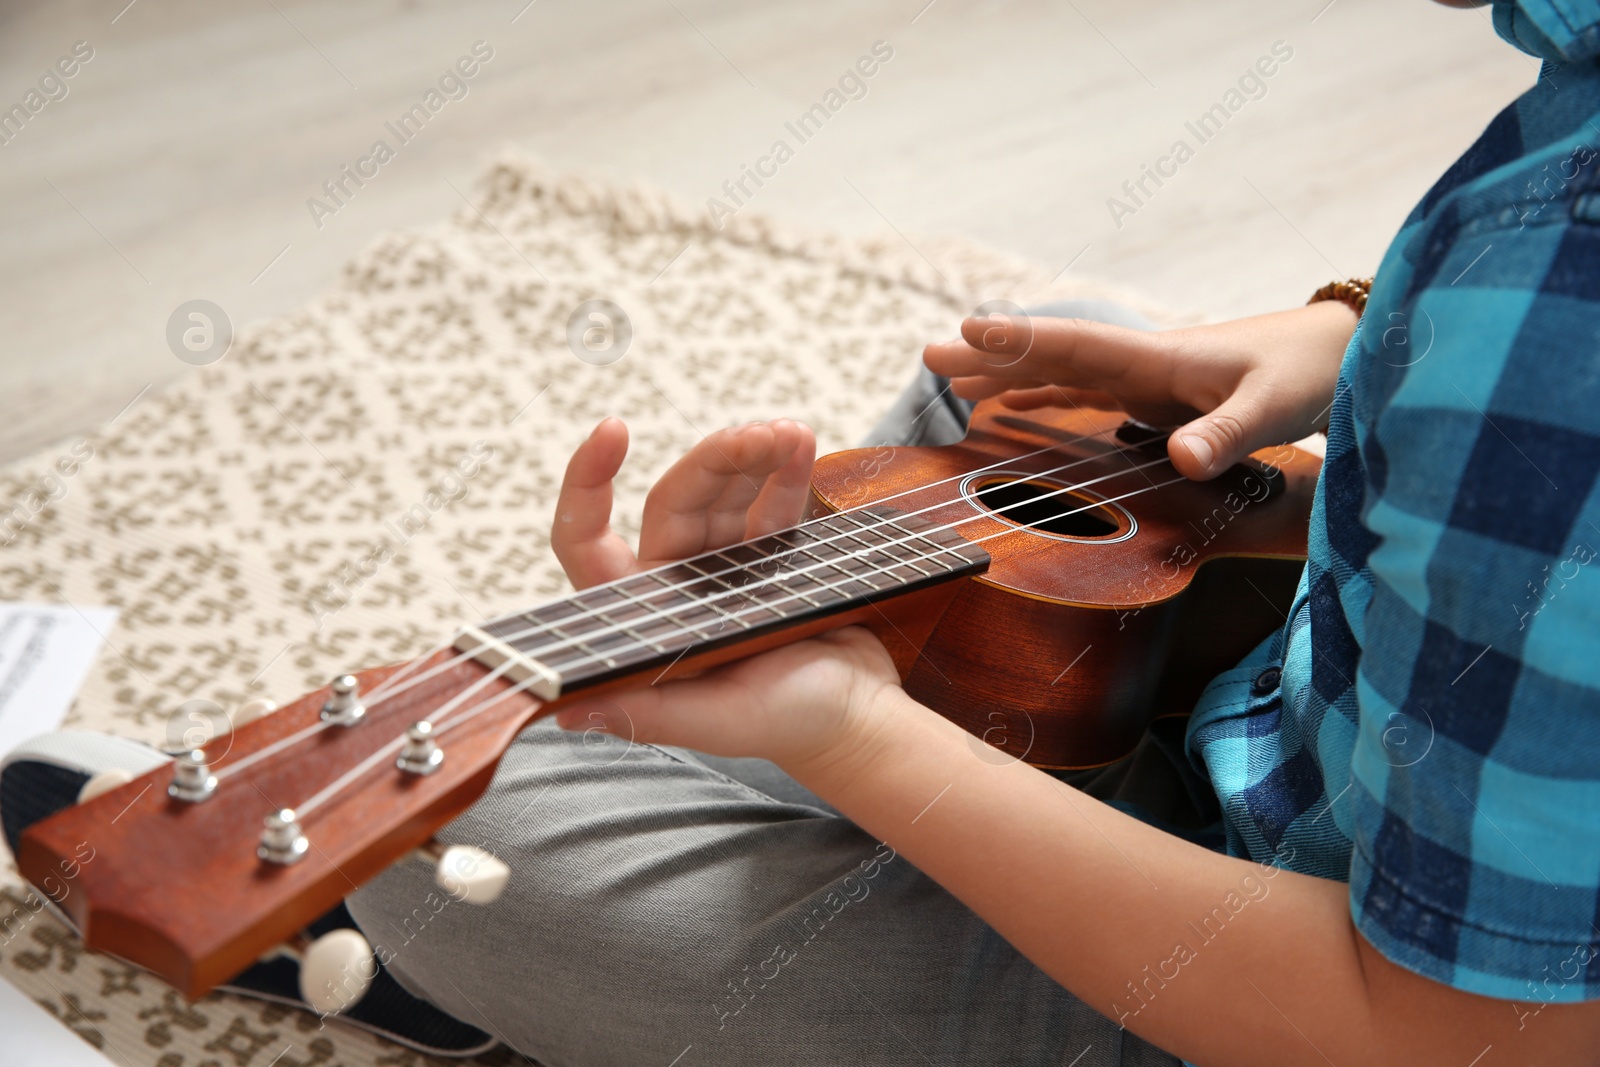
[452, 505, 990, 699]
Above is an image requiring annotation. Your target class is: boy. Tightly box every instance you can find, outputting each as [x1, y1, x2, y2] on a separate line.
[346, 3, 1600, 1061]
[9, 1, 1599, 1063]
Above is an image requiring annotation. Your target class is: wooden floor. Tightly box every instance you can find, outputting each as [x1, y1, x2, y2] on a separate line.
[0, 0, 1533, 465]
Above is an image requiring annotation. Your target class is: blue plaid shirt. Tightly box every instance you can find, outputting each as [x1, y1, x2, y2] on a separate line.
[1186, 0, 1600, 1005]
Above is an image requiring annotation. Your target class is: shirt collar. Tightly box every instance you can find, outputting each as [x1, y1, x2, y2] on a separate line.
[1493, 0, 1600, 63]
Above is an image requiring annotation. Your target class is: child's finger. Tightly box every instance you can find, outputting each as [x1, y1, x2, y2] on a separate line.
[950, 375, 1047, 401]
[999, 385, 1120, 410]
[746, 420, 816, 538]
[639, 421, 798, 561]
[927, 317, 1175, 393]
[639, 422, 774, 559]
[550, 672, 756, 757]
[550, 417, 640, 589]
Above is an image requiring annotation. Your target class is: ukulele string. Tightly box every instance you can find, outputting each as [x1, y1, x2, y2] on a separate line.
[487, 452, 1175, 671]
[353, 424, 1125, 711]
[284, 426, 1139, 783]
[256, 501, 986, 809]
[293, 482, 997, 818]
[213, 436, 1165, 787]
[373, 437, 1169, 698]
[290, 657, 518, 817]
[289, 466, 1199, 817]
[540, 465, 1189, 679]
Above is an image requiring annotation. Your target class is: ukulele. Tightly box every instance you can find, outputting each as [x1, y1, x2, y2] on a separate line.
[16, 399, 1318, 1007]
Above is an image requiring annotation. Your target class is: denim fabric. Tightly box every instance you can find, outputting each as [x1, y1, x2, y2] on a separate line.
[346, 723, 1180, 1066]
[346, 298, 1180, 1066]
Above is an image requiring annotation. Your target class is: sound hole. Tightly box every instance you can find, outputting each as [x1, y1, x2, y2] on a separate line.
[974, 478, 1121, 538]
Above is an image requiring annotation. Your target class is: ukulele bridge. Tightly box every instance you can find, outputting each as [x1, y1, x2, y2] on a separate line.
[452, 625, 563, 700]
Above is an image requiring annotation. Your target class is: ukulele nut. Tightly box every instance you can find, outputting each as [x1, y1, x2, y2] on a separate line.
[396, 720, 444, 776]
[259, 808, 310, 865]
[321, 674, 366, 727]
[167, 749, 217, 803]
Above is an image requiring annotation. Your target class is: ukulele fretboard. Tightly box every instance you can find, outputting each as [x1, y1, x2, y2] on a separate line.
[453, 506, 990, 697]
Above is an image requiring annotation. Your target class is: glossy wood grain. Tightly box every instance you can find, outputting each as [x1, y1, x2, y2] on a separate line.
[15, 580, 969, 1001]
[19, 651, 542, 999]
[18, 398, 1318, 1001]
[809, 400, 1319, 766]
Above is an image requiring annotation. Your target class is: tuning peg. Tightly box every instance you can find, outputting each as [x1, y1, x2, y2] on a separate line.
[233, 697, 277, 726]
[258, 808, 309, 865]
[77, 768, 134, 803]
[396, 720, 444, 775]
[413, 841, 511, 905]
[321, 674, 365, 727]
[262, 929, 375, 1014]
[168, 749, 217, 802]
[301, 928, 376, 1013]
[257, 928, 376, 1013]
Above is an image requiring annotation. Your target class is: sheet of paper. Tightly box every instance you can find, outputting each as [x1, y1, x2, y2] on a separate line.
[0, 974, 117, 1066]
[0, 602, 120, 1063]
[0, 602, 118, 760]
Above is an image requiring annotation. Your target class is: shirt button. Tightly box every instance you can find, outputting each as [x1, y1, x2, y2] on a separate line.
[1251, 667, 1282, 696]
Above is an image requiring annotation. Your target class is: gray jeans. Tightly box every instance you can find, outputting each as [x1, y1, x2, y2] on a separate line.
[346, 299, 1182, 1067]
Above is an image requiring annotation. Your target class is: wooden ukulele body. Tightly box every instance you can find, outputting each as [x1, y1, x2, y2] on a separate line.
[16, 399, 1319, 1001]
[809, 400, 1318, 768]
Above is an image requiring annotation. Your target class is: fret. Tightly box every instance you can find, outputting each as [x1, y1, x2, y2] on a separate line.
[572, 587, 670, 654]
[888, 529, 958, 571]
[873, 511, 983, 572]
[714, 542, 864, 619]
[714, 543, 797, 588]
[481, 610, 604, 670]
[547, 622, 619, 669]
[707, 547, 831, 620]
[461, 503, 992, 696]
[678, 560, 760, 629]
[686, 566, 770, 629]
[813, 547, 885, 591]
[609, 578, 725, 642]
[736, 578, 806, 615]
[757, 535, 836, 608]
[720, 537, 817, 605]
[644, 568, 747, 636]
[822, 509, 888, 542]
[812, 529, 898, 590]
[713, 547, 857, 604]
[715, 544, 769, 567]
[814, 515, 930, 578]
[819, 509, 951, 577]
[773, 534, 887, 594]
[503, 599, 654, 672]
[755, 534, 870, 607]
[795, 532, 869, 586]
[738, 559, 844, 615]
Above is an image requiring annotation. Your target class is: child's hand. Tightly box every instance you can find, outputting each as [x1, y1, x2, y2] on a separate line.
[548, 416, 905, 771]
[551, 416, 816, 589]
[922, 301, 1358, 480]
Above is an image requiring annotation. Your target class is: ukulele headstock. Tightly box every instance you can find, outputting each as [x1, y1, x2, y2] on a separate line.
[16, 649, 543, 1000]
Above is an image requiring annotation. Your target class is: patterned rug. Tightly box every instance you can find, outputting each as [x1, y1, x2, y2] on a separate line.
[0, 153, 1180, 1066]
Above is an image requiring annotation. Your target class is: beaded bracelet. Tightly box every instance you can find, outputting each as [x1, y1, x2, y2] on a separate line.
[1308, 277, 1373, 315]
